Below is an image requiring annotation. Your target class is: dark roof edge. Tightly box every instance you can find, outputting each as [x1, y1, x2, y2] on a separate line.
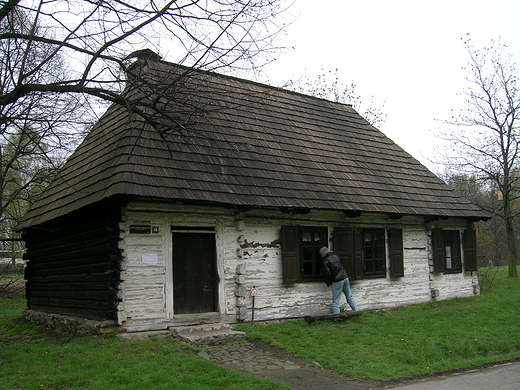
[19, 195, 490, 232]
[122, 195, 492, 221]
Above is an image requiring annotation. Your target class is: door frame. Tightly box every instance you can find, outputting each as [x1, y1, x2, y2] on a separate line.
[168, 226, 220, 316]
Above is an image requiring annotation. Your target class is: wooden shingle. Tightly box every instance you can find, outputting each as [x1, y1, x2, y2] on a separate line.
[17, 61, 488, 229]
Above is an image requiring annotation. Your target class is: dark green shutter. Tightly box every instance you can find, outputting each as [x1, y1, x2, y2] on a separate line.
[333, 227, 357, 280]
[281, 225, 300, 284]
[463, 229, 478, 272]
[388, 228, 404, 277]
[432, 228, 445, 272]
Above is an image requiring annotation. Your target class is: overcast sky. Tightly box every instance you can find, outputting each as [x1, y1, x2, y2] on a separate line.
[262, 0, 520, 172]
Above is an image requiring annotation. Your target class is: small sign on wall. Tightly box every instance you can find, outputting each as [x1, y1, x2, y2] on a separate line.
[130, 225, 151, 234]
[129, 225, 160, 234]
[142, 253, 158, 266]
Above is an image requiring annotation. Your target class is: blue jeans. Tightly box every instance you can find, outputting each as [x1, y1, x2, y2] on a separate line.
[331, 278, 358, 313]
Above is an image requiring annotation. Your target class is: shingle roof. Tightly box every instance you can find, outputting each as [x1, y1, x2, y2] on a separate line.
[16, 61, 489, 229]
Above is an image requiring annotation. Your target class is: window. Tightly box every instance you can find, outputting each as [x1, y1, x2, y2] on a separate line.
[282, 226, 402, 283]
[301, 227, 327, 279]
[333, 227, 391, 280]
[444, 231, 461, 270]
[362, 229, 386, 277]
[432, 229, 461, 273]
[433, 228, 478, 273]
[281, 226, 327, 283]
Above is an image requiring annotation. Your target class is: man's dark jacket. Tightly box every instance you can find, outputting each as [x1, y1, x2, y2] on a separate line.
[322, 252, 349, 287]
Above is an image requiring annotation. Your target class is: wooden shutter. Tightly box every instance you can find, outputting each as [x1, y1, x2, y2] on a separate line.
[451, 231, 462, 270]
[463, 229, 478, 272]
[333, 227, 357, 280]
[388, 228, 404, 277]
[281, 225, 300, 284]
[432, 228, 445, 272]
[354, 228, 364, 280]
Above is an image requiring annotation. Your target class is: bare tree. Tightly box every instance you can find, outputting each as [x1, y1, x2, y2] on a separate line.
[0, 0, 289, 115]
[1, 5, 94, 243]
[286, 67, 387, 127]
[0, 0, 289, 234]
[439, 36, 519, 277]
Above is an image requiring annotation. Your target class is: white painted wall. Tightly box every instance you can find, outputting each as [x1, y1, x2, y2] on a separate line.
[115, 202, 479, 329]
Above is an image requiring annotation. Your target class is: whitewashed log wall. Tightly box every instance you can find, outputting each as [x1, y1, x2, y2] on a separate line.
[115, 202, 479, 330]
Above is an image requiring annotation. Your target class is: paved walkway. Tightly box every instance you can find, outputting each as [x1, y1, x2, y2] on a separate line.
[197, 339, 520, 390]
[198, 340, 301, 373]
[197, 339, 378, 390]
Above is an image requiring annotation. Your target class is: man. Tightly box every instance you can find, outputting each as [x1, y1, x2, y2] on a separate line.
[320, 246, 358, 313]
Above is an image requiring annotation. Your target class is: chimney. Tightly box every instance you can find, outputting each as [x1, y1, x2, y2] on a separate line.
[124, 49, 162, 84]
[124, 49, 162, 61]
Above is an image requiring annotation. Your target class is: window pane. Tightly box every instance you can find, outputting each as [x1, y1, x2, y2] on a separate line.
[314, 259, 322, 276]
[445, 245, 452, 268]
[453, 257, 461, 269]
[302, 232, 312, 242]
[303, 260, 313, 275]
[443, 230, 461, 271]
[302, 247, 313, 260]
[362, 229, 386, 277]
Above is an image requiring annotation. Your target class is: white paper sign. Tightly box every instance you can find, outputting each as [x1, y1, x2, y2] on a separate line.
[141, 253, 158, 266]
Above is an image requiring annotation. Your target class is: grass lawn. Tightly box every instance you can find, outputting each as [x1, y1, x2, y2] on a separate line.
[0, 289, 288, 390]
[238, 267, 520, 381]
[1, 268, 518, 387]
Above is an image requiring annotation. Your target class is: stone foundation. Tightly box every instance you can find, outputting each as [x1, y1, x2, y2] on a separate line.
[23, 310, 118, 336]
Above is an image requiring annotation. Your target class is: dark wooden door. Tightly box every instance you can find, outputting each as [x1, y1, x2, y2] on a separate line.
[173, 232, 217, 314]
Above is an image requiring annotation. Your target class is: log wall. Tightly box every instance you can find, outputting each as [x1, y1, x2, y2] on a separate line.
[23, 200, 122, 320]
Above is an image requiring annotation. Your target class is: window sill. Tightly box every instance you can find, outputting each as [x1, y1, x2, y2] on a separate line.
[444, 269, 462, 274]
[363, 274, 386, 279]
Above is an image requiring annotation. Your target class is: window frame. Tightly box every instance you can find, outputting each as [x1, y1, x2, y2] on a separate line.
[300, 226, 327, 281]
[281, 225, 327, 283]
[361, 228, 387, 278]
[432, 228, 462, 273]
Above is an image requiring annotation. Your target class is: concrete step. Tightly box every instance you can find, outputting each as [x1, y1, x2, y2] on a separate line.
[170, 323, 247, 345]
[117, 330, 173, 340]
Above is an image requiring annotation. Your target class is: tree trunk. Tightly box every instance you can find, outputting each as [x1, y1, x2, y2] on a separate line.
[504, 207, 518, 277]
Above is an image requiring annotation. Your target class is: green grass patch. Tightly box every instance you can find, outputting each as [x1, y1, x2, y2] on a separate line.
[0, 293, 287, 390]
[2, 268, 518, 386]
[238, 267, 520, 381]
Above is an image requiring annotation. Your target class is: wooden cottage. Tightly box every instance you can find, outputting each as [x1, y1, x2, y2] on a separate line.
[16, 58, 489, 334]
